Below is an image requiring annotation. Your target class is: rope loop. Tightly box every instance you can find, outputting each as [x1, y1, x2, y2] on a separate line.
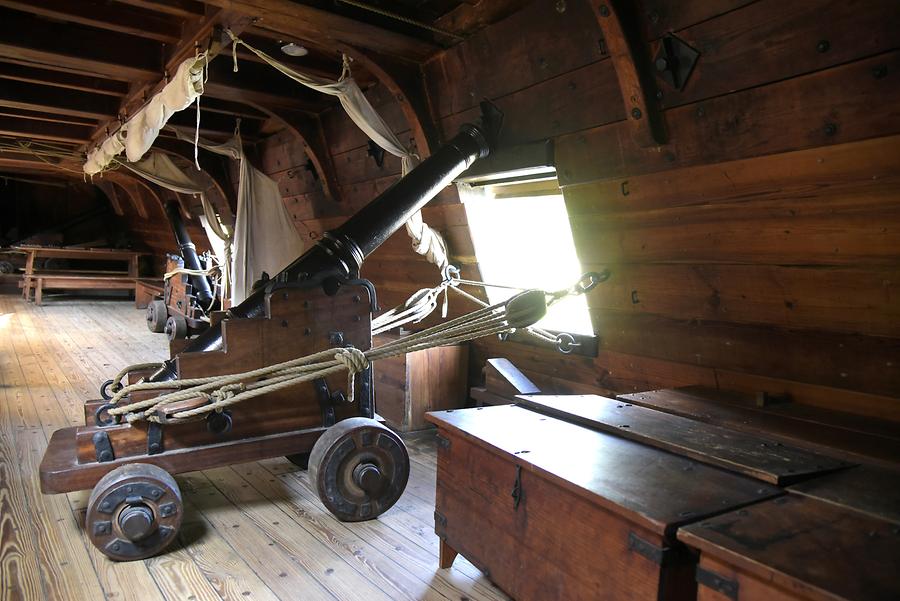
[335, 347, 368, 374]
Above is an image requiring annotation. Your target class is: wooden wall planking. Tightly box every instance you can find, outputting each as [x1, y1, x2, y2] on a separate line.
[251, 0, 900, 421]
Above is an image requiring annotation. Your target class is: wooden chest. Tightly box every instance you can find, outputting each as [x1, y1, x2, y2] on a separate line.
[373, 333, 468, 432]
[426, 405, 783, 601]
[679, 494, 900, 601]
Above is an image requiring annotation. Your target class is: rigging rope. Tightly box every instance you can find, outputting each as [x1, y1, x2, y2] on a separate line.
[102, 278, 596, 425]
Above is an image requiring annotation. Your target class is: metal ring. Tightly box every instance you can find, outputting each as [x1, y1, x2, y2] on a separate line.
[95, 403, 121, 427]
[575, 270, 611, 294]
[555, 332, 581, 354]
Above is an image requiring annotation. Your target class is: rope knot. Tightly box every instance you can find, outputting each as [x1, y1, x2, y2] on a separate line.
[335, 347, 368, 374]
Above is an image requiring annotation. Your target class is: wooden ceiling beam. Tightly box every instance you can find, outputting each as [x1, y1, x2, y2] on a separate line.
[0, 107, 97, 128]
[0, 117, 93, 144]
[113, 0, 206, 19]
[0, 0, 183, 45]
[0, 9, 161, 81]
[204, 59, 331, 113]
[0, 62, 129, 96]
[203, 0, 438, 61]
[200, 97, 269, 120]
[0, 80, 119, 121]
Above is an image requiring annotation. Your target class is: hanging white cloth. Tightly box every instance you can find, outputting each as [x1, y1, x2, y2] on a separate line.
[84, 54, 207, 175]
[119, 151, 233, 304]
[173, 126, 305, 305]
[226, 31, 450, 271]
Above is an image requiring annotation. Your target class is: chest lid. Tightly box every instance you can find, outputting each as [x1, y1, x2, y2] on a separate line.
[678, 494, 900, 601]
[427, 405, 781, 537]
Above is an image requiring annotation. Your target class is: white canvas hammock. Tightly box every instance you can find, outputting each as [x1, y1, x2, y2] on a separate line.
[118, 151, 233, 305]
[84, 54, 207, 176]
[171, 126, 305, 305]
[227, 31, 450, 272]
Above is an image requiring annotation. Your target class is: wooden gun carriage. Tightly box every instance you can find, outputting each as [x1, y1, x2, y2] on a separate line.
[144, 201, 219, 343]
[39, 123, 492, 561]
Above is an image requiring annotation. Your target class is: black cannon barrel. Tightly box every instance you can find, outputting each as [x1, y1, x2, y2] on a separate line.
[164, 201, 215, 306]
[147, 123, 490, 383]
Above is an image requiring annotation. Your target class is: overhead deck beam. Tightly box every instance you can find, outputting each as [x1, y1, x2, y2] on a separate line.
[203, 0, 438, 61]
[0, 80, 119, 121]
[0, 0, 183, 44]
[0, 117, 93, 144]
[0, 9, 161, 81]
[0, 107, 97, 128]
[113, 0, 206, 19]
[0, 63, 129, 97]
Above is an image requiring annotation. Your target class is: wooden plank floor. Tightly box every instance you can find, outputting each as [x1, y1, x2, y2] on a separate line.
[0, 293, 509, 601]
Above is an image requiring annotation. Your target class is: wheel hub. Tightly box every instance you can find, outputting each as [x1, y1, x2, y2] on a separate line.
[86, 463, 182, 561]
[118, 503, 156, 542]
[352, 462, 384, 493]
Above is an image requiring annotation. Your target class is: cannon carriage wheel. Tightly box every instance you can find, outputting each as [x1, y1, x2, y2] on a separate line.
[146, 300, 167, 333]
[85, 463, 183, 561]
[309, 417, 410, 522]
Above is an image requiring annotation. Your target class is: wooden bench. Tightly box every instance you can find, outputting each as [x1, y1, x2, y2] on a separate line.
[15, 245, 148, 305]
[25, 274, 137, 306]
[134, 278, 164, 309]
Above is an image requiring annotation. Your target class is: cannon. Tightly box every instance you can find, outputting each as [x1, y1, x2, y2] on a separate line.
[144, 201, 218, 343]
[39, 122, 494, 561]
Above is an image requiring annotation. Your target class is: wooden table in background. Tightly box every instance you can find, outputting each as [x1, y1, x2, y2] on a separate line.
[16, 246, 148, 305]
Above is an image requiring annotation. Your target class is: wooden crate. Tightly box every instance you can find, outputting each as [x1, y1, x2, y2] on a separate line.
[373, 333, 468, 432]
[426, 405, 783, 601]
[679, 494, 900, 601]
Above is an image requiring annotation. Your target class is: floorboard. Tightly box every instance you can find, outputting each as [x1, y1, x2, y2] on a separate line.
[0, 294, 507, 601]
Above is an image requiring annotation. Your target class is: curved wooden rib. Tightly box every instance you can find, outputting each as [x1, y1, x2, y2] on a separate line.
[251, 103, 343, 204]
[101, 175, 149, 219]
[94, 181, 125, 217]
[339, 45, 440, 159]
[589, 0, 666, 147]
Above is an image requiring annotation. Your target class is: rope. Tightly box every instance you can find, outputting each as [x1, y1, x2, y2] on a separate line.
[104, 285, 561, 425]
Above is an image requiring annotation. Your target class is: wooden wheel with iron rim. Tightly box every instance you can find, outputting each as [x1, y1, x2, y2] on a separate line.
[164, 314, 187, 341]
[309, 417, 409, 522]
[86, 463, 182, 561]
[146, 300, 167, 333]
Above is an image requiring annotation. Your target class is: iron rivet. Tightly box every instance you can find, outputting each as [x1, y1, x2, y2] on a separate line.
[823, 123, 837, 136]
[872, 65, 888, 79]
[281, 320, 289, 327]
[303, 327, 311, 335]
[555, 0, 566, 13]
[816, 40, 830, 53]
[352, 295, 361, 303]
[648, 10, 659, 24]
[631, 107, 642, 119]
[598, 4, 610, 17]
